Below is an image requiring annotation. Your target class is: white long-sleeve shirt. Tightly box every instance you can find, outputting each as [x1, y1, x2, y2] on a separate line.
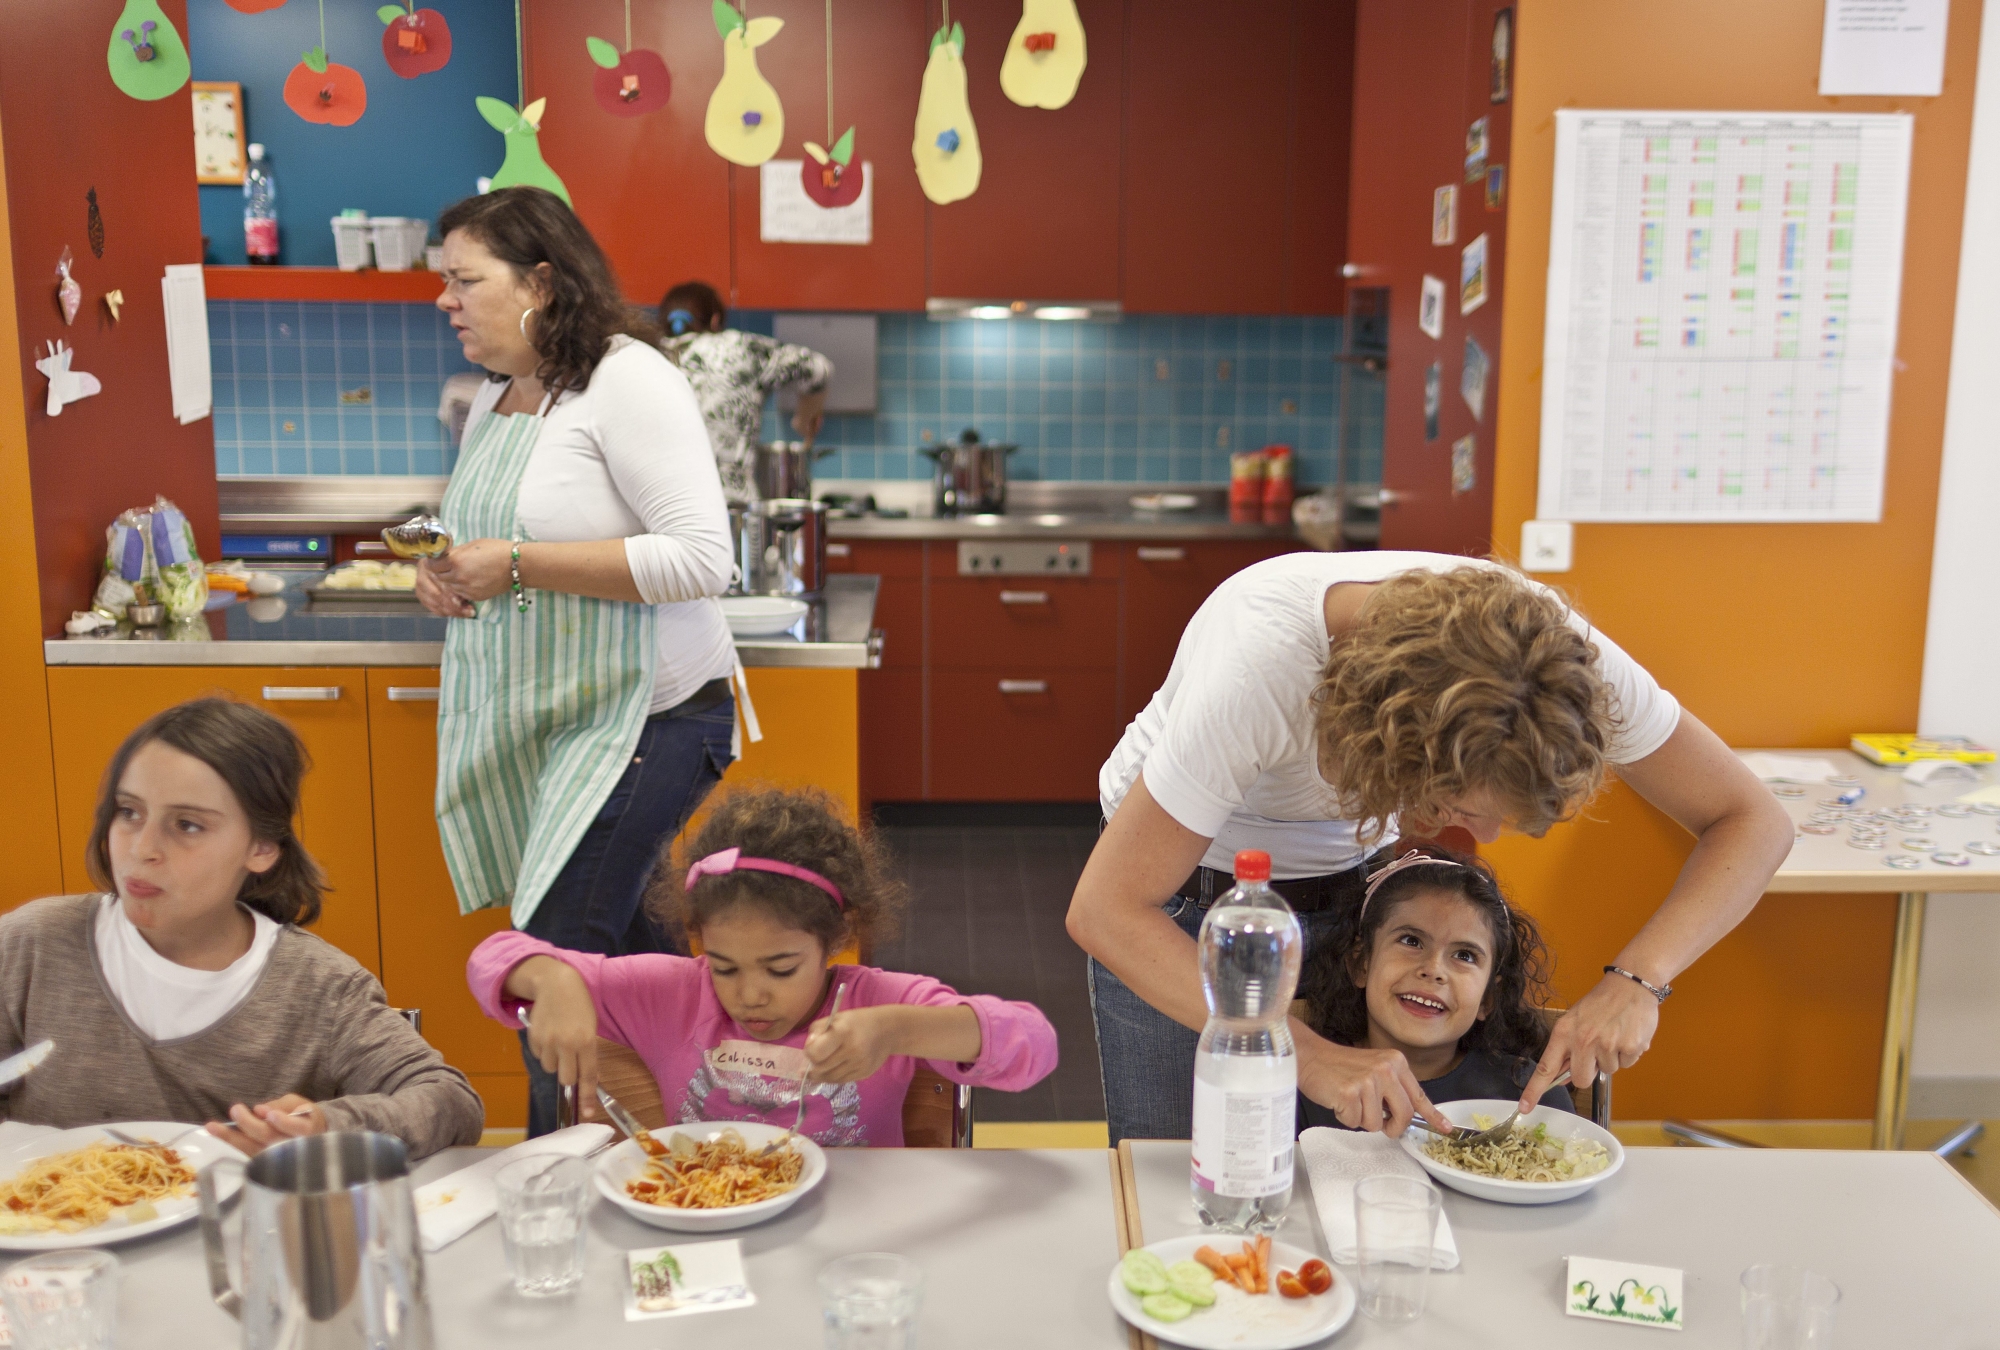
[462, 336, 737, 712]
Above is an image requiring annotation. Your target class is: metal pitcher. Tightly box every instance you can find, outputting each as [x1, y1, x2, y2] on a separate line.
[197, 1132, 433, 1350]
[922, 429, 1015, 516]
[753, 441, 834, 501]
[736, 498, 828, 598]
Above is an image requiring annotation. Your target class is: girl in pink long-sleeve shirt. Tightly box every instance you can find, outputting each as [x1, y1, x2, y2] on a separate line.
[468, 787, 1057, 1147]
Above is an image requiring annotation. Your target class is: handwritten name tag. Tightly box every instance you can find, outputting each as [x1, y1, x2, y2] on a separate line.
[707, 1040, 808, 1081]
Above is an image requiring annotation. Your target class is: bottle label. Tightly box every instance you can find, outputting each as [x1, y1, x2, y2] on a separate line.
[1190, 1079, 1295, 1199]
[245, 218, 279, 259]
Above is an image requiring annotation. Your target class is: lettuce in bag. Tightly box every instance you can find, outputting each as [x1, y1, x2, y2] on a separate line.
[91, 496, 209, 621]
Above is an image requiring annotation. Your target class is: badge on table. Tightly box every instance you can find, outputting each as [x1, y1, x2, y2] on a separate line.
[1565, 1256, 1683, 1331]
[625, 1239, 755, 1320]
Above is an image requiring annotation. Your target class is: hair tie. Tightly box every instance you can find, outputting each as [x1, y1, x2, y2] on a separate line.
[1358, 849, 1465, 923]
[685, 846, 845, 908]
[665, 307, 695, 336]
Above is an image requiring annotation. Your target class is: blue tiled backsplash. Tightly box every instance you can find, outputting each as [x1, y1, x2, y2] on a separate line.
[210, 303, 1382, 484]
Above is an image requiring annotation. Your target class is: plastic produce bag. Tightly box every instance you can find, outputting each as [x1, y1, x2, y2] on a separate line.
[92, 496, 209, 622]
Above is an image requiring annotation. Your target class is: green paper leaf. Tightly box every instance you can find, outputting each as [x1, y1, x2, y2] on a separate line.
[585, 35, 621, 68]
[951, 21, 965, 54]
[712, 0, 743, 39]
[476, 95, 519, 132]
[303, 46, 328, 73]
[929, 22, 950, 54]
[803, 142, 829, 164]
[377, 5, 403, 24]
[830, 126, 855, 165]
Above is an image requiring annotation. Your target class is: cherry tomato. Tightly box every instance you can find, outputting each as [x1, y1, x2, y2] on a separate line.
[1298, 1259, 1334, 1295]
[1276, 1270, 1308, 1299]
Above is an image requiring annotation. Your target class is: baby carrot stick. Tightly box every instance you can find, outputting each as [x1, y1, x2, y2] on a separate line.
[1194, 1246, 1233, 1280]
[1256, 1235, 1272, 1293]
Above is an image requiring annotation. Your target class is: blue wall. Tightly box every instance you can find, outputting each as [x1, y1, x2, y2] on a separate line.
[189, 0, 518, 266]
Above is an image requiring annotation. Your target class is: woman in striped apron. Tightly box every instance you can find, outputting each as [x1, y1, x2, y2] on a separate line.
[416, 188, 740, 1136]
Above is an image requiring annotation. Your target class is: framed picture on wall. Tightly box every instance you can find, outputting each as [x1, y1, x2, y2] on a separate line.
[192, 81, 246, 186]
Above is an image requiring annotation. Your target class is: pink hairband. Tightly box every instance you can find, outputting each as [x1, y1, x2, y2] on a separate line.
[1358, 849, 1464, 921]
[685, 847, 845, 908]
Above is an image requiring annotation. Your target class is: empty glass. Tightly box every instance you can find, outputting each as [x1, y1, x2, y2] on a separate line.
[495, 1154, 590, 1296]
[1742, 1265, 1839, 1349]
[1353, 1174, 1441, 1324]
[0, 1249, 119, 1350]
[820, 1252, 923, 1350]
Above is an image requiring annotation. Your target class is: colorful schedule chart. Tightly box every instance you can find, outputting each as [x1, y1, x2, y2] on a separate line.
[1537, 111, 1912, 522]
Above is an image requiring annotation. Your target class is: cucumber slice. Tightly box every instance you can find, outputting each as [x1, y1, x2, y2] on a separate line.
[1119, 1249, 1169, 1296]
[1167, 1260, 1217, 1305]
[1141, 1291, 1195, 1322]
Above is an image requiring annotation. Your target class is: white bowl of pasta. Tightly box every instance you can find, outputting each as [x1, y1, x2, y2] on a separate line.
[1398, 1100, 1624, 1206]
[593, 1122, 828, 1233]
[0, 1122, 244, 1250]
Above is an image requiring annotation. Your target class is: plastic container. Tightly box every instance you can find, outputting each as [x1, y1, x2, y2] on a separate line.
[331, 216, 373, 271]
[1190, 849, 1302, 1235]
[1261, 444, 1295, 526]
[1228, 450, 1266, 523]
[243, 144, 279, 265]
[370, 218, 428, 271]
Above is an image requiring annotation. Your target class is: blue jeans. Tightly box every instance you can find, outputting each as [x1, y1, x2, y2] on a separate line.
[519, 697, 735, 1137]
[1088, 897, 1345, 1145]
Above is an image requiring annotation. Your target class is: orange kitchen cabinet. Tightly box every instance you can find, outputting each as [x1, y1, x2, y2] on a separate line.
[725, 668, 862, 821]
[1119, 540, 1300, 721]
[364, 671, 523, 1127]
[45, 667, 382, 977]
[929, 668, 1117, 801]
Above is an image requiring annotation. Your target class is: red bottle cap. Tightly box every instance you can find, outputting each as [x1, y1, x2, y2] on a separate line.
[1233, 850, 1271, 882]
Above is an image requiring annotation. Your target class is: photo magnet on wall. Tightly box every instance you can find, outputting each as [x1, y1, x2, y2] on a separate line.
[1465, 117, 1489, 184]
[1490, 9, 1513, 103]
[1423, 362, 1442, 441]
[1432, 186, 1458, 246]
[1461, 335, 1490, 421]
[1451, 434, 1477, 495]
[1485, 164, 1506, 210]
[1460, 234, 1489, 314]
[1419, 275, 1446, 339]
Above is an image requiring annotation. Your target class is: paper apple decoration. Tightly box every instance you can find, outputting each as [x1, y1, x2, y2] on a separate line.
[224, 0, 287, 10]
[802, 128, 864, 208]
[284, 47, 367, 125]
[378, 5, 452, 78]
[586, 36, 670, 115]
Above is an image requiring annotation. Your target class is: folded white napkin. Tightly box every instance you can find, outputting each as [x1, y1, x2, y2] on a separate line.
[415, 1124, 614, 1252]
[1298, 1128, 1459, 1272]
[1738, 753, 1841, 784]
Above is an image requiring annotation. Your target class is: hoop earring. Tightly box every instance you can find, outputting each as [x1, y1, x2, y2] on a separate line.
[519, 307, 538, 341]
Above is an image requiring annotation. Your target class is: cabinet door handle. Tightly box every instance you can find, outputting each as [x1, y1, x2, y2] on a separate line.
[998, 679, 1049, 695]
[999, 590, 1049, 605]
[1136, 547, 1187, 562]
[261, 686, 341, 702]
[386, 686, 440, 702]
[827, 543, 852, 558]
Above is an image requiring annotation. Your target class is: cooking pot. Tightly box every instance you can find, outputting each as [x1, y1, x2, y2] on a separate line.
[754, 441, 834, 502]
[923, 430, 1016, 516]
[736, 497, 828, 598]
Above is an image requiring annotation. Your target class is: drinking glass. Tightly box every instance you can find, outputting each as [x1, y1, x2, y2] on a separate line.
[1353, 1175, 1440, 1324]
[820, 1252, 923, 1350]
[495, 1155, 590, 1296]
[0, 1249, 119, 1350]
[1742, 1265, 1840, 1349]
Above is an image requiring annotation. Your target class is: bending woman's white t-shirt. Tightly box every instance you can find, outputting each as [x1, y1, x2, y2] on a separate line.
[1099, 551, 1682, 879]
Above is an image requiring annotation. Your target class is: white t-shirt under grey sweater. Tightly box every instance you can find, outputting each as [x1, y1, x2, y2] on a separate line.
[1099, 552, 1682, 879]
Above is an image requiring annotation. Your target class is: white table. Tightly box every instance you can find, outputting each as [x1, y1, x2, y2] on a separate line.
[1120, 1139, 2000, 1347]
[1743, 748, 2000, 1147]
[109, 1146, 1129, 1348]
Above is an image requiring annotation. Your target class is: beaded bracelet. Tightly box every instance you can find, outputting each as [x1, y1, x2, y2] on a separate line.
[1603, 964, 1672, 1002]
[509, 544, 531, 612]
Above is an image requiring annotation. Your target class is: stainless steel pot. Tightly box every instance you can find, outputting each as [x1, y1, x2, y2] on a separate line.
[754, 441, 833, 501]
[737, 497, 828, 598]
[923, 431, 1015, 516]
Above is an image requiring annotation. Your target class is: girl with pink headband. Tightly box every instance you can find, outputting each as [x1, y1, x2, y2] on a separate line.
[467, 786, 1057, 1145]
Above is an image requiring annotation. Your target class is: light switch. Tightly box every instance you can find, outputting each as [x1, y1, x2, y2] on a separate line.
[1521, 519, 1574, 573]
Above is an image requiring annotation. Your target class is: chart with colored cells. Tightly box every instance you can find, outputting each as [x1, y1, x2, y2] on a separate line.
[1538, 111, 1912, 522]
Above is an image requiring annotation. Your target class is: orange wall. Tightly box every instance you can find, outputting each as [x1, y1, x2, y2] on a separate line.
[1484, 0, 1980, 1119]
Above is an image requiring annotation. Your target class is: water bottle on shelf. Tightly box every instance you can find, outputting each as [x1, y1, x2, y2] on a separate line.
[1190, 848, 1303, 1234]
[244, 143, 279, 265]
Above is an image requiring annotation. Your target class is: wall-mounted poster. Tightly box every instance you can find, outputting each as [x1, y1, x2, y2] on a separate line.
[1460, 234, 1488, 314]
[1419, 274, 1446, 338]
[1423, 362, 1442, 441]
[1432, 185, 1458, 245]
[192, 81, 246, 185]
[1491, 9, 1513, 104]
[1465, 117, 1489, 183]
[1485, 164, 1506, 209]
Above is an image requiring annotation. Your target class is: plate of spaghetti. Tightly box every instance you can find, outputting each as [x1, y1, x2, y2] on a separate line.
[594, 1122, 827, 1233]
[1398, 1100, 1624, 1206]
[0, 1123, 242, 1250]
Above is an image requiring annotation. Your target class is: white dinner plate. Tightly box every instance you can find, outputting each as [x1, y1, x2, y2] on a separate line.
[1107, 1235, 1354, 1350]
[719, 596, 809, 637]
[0, 1123, 244, 1251]
[1399, 1099, 1624, 1205]
[593, 1122, 826, 1233]
[1130, 493, 1200, 512]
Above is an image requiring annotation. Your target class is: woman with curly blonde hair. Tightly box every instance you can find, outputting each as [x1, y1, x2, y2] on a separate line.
[1067, 552, 1791, 1143]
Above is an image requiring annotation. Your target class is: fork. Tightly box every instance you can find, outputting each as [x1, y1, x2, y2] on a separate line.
[1420, 1070, 1573, 1147]
[762, 980, 847, 1156]
[102, 1125, 205, 1148]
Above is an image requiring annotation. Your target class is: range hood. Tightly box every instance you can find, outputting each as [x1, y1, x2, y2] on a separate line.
[925, 298, 1122, 322]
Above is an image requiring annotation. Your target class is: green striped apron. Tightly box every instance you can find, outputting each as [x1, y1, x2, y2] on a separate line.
[433, 398, 657, 928]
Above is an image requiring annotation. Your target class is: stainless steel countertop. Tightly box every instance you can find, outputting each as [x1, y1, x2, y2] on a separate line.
[46, 575, 881, 669]
[828, 512, 1291, 540]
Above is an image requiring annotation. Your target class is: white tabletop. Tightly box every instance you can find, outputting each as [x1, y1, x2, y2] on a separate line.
[1739, 749, 2000, 892]
[107, 1146, 1129, 1348]
[1124, 1140, 2000, 1346]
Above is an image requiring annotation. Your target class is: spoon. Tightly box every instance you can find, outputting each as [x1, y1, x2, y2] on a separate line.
[381, 512, 452, 559]
[763, 980, 847, 1156]
[1421, 1071, 1573, 1147]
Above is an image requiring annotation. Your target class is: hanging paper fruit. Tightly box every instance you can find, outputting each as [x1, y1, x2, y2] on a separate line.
[1000, 0, 1085, 109]
[477, 97, 573, 206]
[106, 0, 191, 101]
[378, 4, 452, 78]
[705, 1, 784, 166]
[224, 0, 287, 11]
[913, 21, 979, 204]
[587, 37, 670, 115]
[803, 128, 863, 208]
[285, 47, 368, 124]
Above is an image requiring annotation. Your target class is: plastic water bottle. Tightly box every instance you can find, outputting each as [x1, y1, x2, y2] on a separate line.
[244, 143, 279, 265]
[1190, 849, 1302, 1234]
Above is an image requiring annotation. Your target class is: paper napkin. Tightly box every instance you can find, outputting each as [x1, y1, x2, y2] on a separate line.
[1298, 1128, 1459, 1271]
[1565, 1256, 1683, 1331]
[1738, 753, 1841, 784]
[625, 1239, 756, 1320]
[414, 1123, 613, 1251]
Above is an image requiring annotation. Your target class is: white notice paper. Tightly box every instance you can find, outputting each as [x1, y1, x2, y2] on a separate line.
[760, 161, 873, 245]
[1820, 0, 1950, 97]
[160, 263, 211, 425]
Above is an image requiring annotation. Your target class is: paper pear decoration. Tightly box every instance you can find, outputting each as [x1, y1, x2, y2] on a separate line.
[1000, 0, 1086, 108]
[477, 98, 572, 206]
[106, 0, 191, 101]
[803, 128, 864, 208]
[35, 342, 101, 418]
[913, 22, 980, 205]
[705, 1, 784, 166]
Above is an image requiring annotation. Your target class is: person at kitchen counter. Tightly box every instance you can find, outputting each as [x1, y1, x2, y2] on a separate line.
[419, 187, 738, 1137]
[660, 280, 832, 505]
[1067, 552, 1793, 1144]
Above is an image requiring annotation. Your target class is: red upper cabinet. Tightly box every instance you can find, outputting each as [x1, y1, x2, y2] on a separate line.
[1287, 0, 1358, 316]
[730, 0, 929, 310]
[926, 0, 1123, 302]
[522, 0, 731, 306]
